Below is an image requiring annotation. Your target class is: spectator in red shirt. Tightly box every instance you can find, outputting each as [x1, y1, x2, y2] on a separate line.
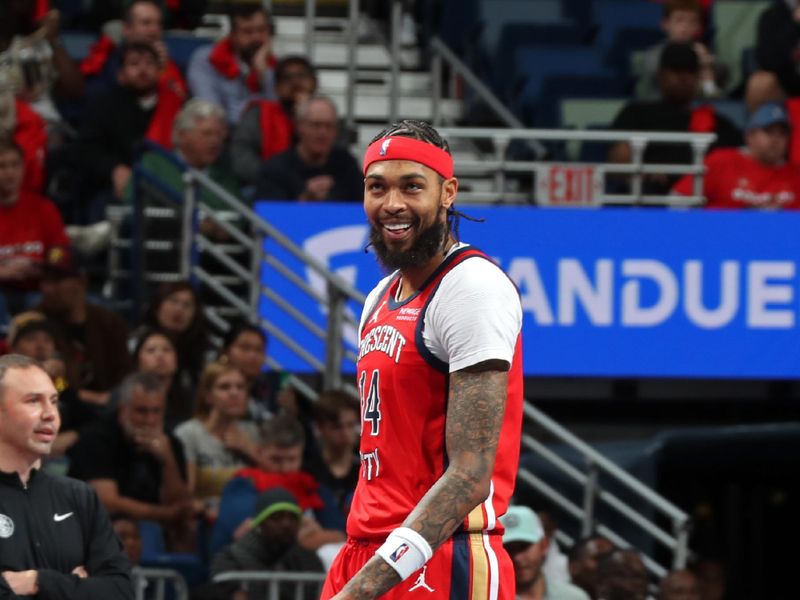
[674, 101, 800, 209]
[0, 139, 69, 326]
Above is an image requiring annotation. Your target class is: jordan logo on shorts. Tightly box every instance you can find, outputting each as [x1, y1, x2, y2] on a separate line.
[408, 566, 434, 593]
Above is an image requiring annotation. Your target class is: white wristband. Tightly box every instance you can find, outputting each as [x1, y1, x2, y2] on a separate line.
[375, 527, 433, 581]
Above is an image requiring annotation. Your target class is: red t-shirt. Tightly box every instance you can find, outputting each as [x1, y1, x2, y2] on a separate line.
[674, 148, 800, 209]
[0, 190, 69, 288]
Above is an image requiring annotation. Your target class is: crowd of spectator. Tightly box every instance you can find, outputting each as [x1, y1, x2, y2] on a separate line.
[0, 0, 364, 330]
[603, 0, 800, 208]
[501, 504, 724, 600]
[0, 0, 784, 597]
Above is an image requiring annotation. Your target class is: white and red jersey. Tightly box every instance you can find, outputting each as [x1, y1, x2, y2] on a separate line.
[347, 244, 524, 540]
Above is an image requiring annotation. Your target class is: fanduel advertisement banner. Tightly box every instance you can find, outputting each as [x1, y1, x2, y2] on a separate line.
[256, 203, 800, 379]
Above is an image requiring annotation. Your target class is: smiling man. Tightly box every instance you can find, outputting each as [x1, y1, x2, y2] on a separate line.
[320, 120, 524, 599]
[0, 354, 133, 598]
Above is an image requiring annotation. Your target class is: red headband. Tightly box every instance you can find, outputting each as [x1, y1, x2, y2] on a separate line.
[362, 136, 454, 179]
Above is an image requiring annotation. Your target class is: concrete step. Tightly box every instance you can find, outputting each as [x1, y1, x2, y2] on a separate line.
[330, 92, 461, 122]
[317, 69, 432, 94]
[273, 38, 420, 68]
[274, 15, 351, 37]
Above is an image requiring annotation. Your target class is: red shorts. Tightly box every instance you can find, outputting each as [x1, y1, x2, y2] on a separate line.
[320, 532, 515, 599]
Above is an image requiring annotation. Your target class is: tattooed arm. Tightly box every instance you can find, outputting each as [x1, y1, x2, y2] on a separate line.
[331, 359, 509, 600]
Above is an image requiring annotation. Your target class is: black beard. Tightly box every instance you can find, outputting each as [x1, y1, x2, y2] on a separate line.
[370, 218, 447, 272]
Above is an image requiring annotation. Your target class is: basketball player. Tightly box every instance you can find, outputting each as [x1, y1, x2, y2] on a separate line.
[320, 120, 524, 599]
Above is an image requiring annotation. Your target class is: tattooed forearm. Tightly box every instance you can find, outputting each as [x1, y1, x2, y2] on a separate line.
[338, 555, 402, 599]
[335, 363, 508, 600]
[404, 364, 508, 547]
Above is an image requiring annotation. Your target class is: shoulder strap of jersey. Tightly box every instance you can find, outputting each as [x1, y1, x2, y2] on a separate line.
[414, 246, 494, 374]
[361, 273, 400, 327]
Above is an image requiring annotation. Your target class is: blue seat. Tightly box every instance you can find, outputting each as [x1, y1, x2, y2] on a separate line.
[439, 0, 481, 55]
[702, 99, 748, 131]
[562, 0, 595, 28]
[492, 22, 590, 98]
[511, 45, 610, 115]
[61, 31, 96, 62]
[591, 0, 663, 53]
[604, 26, 663, 76]
[138, 520, 208, 586]
[163, 34, 213, 73]
[532, 74, 628, 127]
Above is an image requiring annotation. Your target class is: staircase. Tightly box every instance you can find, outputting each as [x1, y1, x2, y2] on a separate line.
[270, 11, 501, 198]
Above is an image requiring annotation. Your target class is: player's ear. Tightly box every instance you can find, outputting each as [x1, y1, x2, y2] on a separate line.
[440, 177, 457, 210]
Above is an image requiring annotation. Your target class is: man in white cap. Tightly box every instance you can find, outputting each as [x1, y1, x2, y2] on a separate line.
[500, 505, 590, 600]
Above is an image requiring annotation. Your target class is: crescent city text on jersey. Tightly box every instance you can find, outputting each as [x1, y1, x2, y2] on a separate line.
[358, 324, 407, 364]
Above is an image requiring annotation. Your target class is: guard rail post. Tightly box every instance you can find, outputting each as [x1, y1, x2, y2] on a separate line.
[630, 137, 648, 204]
[432, 50, 443, 126]
[582, 460, 599, 537]
[324, 283, 346, 390]
[249, 229, 264, 315]
[494, 137, 510, 200]
[389, 0, 402, 123]
[691, 139, 707, 201]
[346, 0, 359, 133]
[131, 166, 146, 317]
[673, 517, 691, 569]
[304, 0, 316, 60]
[180, 171, 198, 282]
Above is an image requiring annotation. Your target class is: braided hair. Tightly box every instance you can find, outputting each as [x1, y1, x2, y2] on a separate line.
[370, 120, 482, 242]
[370, 119, 451, 154]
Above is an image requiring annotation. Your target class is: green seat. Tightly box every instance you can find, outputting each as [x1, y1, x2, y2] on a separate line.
[712, 1, 770, 93]
[560, 98, 627, 161]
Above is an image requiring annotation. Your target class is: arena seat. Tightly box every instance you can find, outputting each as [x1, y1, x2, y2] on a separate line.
[164, 34, 214, 73]
[492, 22, 590, 98]
[590, 0, 663, 54]
[604, 26, 663, 78]
[529, 74, 626, 127]
[60, 31, 96, 61]
[701, 98, 748, 132]
[511, 45, 610, 122]
[562, 0, 595, 28]
[560, 98, 627, 160]
[438, 0, 481, 56]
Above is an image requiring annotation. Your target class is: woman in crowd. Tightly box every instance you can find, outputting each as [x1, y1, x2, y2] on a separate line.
[174, 361, 262, 519]
[141, 281, 208, 396]
[133, 327, 194, 428]
[218, 320, 297, 423]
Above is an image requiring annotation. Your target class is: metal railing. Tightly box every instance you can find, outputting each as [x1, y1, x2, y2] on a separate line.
[132, 567, 188, 600]
[518, 405, 691, 578]
[213, 570, 326, 600]
[433, 127, 715, 206]
[181, 169, 365, 398]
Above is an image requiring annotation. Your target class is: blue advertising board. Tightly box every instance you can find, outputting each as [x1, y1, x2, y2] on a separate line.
[256, 203, 800, 379]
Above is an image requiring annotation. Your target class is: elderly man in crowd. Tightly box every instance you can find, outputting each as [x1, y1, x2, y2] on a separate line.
[255, 95, 362, 202]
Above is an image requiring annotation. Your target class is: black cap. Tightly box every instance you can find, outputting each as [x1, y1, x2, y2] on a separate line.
[9, 319, 56, 347]
[250, 487, 301, 528]
[659, 42, 699, 73]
